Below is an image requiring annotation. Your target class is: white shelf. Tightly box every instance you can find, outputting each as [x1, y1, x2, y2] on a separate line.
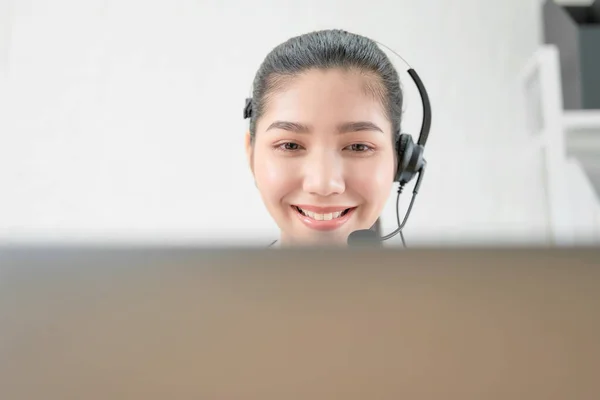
[564, 110, 600, 154]
[520, 45, 600, 245]
[563, 110, 600, 132]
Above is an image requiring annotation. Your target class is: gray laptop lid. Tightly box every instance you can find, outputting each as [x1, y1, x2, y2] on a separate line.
[1, 246, 599, 399]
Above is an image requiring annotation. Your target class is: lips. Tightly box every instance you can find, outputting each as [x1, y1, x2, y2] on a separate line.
[291, 205, 357, 231]
[294, 206, 352, 221]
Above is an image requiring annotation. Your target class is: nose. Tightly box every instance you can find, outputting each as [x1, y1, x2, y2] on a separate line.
[302, 149, 345, 196]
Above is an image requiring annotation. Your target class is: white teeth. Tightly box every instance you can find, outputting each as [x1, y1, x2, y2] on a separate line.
[297, 207, 349, 220]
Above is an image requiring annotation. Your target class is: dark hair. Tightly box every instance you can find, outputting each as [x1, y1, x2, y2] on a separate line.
[249, 29, 403, 140]
[249, 29, 404, 237]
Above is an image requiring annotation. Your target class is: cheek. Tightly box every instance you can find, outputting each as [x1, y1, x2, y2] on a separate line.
[349, 152, 396, 204]
[252, 146, 299, 202]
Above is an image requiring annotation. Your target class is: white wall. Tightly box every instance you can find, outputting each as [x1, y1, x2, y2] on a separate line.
[0, 0, 555, 246]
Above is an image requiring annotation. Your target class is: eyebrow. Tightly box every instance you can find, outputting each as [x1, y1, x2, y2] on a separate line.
[266, 121, 383, 134]
[337, 121, 383, 134]
[266, 121, 311, 133]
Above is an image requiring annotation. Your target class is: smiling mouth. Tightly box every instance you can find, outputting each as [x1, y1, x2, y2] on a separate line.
[292, 206, 353, 221]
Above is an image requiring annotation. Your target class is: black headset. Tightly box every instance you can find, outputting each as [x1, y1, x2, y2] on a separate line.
[393, 68, 431, 185]
[243, 41, 432, 247]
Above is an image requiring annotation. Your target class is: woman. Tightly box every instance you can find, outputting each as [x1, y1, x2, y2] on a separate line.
[245, 29, 403, 247]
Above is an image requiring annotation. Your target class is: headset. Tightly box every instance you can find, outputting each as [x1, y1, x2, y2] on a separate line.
[243, 38, 432, 247]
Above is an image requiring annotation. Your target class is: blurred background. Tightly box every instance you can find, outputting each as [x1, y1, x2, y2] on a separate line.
[0, 0, 598, 246]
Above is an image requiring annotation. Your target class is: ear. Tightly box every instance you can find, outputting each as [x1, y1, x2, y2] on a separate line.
[244, 130, 254, 175]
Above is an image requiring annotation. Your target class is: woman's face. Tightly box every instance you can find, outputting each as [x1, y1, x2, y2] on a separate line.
[246, 68, 396, 246]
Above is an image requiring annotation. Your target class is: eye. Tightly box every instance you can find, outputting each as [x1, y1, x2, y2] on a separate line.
[275, 142, 304, 152]
[346, 143, 374, 152]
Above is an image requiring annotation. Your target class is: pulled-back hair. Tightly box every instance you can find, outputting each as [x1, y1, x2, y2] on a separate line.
[248, 29, 403, 141]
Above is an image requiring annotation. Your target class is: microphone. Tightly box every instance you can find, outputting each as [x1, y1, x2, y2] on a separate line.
[347, 229, 382, 247]
[347, 166, 426, 247]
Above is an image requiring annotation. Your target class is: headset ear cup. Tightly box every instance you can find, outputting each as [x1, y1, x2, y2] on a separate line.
[395, 134, 412, 182]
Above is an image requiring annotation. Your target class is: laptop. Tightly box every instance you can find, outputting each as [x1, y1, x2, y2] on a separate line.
[1, 246, 599, 399]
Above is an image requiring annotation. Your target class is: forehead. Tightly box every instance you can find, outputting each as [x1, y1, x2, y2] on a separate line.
[257, 68, 391, 132]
